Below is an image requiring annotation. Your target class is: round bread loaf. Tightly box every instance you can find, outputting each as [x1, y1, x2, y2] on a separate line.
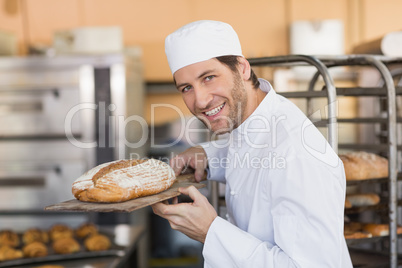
[49, 224, 73, 241]
[72, 159, 176, 203]
[75, 223, 98, 239]
[0, 245, 23, 261]
[0, 230, 20, 247]
[84, 234, 111, 251]
[52, 237, 80, 254]
[23, 241, 48, 258]
[23, 228, 49, 244]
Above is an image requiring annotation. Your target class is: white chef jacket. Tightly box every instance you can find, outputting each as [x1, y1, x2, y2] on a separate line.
[200, 79, 352, 267]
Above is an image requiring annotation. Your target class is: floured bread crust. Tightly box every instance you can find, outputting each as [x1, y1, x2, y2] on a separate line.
[72, 159, 176, 203]
[339, 151, 388, 180]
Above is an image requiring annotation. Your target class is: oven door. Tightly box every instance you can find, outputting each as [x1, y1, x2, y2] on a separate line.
[0, 139, 93, 210]
[0, 160, 86, 210]
[0, 86, 81, 137]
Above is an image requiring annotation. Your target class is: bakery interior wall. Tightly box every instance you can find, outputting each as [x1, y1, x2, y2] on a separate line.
[1, 0, 402, 126]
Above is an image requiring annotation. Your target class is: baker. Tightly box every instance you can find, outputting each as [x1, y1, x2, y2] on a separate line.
[151, 20, 352, 267]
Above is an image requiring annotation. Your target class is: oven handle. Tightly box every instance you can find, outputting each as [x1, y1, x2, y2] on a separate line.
[0, 164, 62, 173]
[0, 165, 62, 186]
[0, 176, 45, 187]
[0, 87, 60, 96]
[0, 164, 63, 187]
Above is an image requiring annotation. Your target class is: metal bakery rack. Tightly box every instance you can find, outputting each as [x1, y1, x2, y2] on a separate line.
[247, 54, 401, 267]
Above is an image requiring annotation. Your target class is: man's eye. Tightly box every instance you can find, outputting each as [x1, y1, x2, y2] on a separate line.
[205, 75, 214, 81]
[182, 85, 191, 93]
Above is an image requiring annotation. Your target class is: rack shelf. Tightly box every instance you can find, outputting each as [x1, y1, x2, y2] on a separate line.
[248, 54, 400, 267]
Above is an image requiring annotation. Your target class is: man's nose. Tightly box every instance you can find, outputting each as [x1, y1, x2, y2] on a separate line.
[194, 87, 213, 109]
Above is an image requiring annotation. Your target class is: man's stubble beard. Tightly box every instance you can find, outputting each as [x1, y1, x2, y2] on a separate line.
[199, 72, 248, 135]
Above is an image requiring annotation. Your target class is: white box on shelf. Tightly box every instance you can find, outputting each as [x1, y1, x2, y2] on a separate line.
[53, 26, 123, 54]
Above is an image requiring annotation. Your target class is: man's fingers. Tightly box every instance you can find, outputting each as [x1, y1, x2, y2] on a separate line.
[151, 201, 171, 216]
[194, 167, 205, 182]
[170, 155, 186, 176]
[179, 186, 203, 202]
[169, 146, 208, 179]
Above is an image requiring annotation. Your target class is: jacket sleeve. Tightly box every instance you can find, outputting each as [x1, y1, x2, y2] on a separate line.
[199, 139, 229, 183]
[203, 217, 299, 267]
[202, 155, 350, 268]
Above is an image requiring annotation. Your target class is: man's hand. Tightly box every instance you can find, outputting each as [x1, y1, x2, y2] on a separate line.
[151, 186, 217, 243]
[170, 146, 207, 182]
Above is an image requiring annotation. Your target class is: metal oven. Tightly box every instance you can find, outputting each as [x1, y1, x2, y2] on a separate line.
[0, 54, 128, 230]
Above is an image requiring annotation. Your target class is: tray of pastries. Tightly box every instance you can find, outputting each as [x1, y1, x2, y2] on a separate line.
[0, 222, 124, 268]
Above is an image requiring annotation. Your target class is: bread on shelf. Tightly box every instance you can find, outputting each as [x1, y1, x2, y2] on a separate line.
[23, 228, 49, 244]
[0, 230, 20, 248]
[49, 224, 74, 241]
[362, 223, 402, 237]
[340, 151, 388, 180]
[52, 237, 80, 254]
[0, 245, 23, 261]
[345, 193, 380, 207]
[345, 198, 352, 209]
[344, 222, 372, 240]
[75, 223, 98, 239]
[84, 234, 111, 251]
[344, 231, 372, 239]
[22, 241, 48, 258]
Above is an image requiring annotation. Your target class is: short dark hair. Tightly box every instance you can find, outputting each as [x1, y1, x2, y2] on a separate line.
[216, 55, 260, 90]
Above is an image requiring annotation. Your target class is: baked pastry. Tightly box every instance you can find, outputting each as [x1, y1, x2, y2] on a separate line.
[23, 228, 49, 244]
[72, 158, 176, 203]
[0, 230, 20, 247]
[75, 223, 98, 239]
[344, 222, 372, 239]
[345, 193, 380, 207]
[340, 151, 388, 180]
[49, 224, 73, 241]
[344, 231, 372, 239]
[344, 222, 363, 233]
[0, 245, 23, 261]
[362, 223, 402, 236]
[345, 198, 352, 209]
[23, 241, 48, 258]
[52, 237, 80, 254]
[84, 234, 111, 251]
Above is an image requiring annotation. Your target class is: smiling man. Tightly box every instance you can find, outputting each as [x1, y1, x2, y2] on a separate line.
[151, 20, 352, 267]
[175, 55, 265, 134]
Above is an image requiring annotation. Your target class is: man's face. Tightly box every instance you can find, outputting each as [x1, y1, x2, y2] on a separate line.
[174, 58, 248, 134]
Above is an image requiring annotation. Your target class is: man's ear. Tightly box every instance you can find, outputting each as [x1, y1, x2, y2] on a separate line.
[237, 57, 251, 81]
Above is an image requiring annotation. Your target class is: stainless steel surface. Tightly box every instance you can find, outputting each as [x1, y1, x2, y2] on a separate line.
[367, 56, 398, 268]
[0, 54, 129, 227]
[315, 55, 399, 268]
[0, 159, 85, 210]
[248, 55, 338, 153]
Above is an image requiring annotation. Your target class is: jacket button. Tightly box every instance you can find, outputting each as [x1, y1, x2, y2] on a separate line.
[230, 190, 235, 196]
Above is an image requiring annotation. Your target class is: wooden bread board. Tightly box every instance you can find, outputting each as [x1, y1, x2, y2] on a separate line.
[44, 173, 205, 213]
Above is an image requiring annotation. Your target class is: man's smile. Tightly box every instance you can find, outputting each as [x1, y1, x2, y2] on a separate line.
[203, 103, 226, 117]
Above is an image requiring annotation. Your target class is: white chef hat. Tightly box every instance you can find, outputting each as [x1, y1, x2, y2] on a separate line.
[165, 20, 243, 74]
